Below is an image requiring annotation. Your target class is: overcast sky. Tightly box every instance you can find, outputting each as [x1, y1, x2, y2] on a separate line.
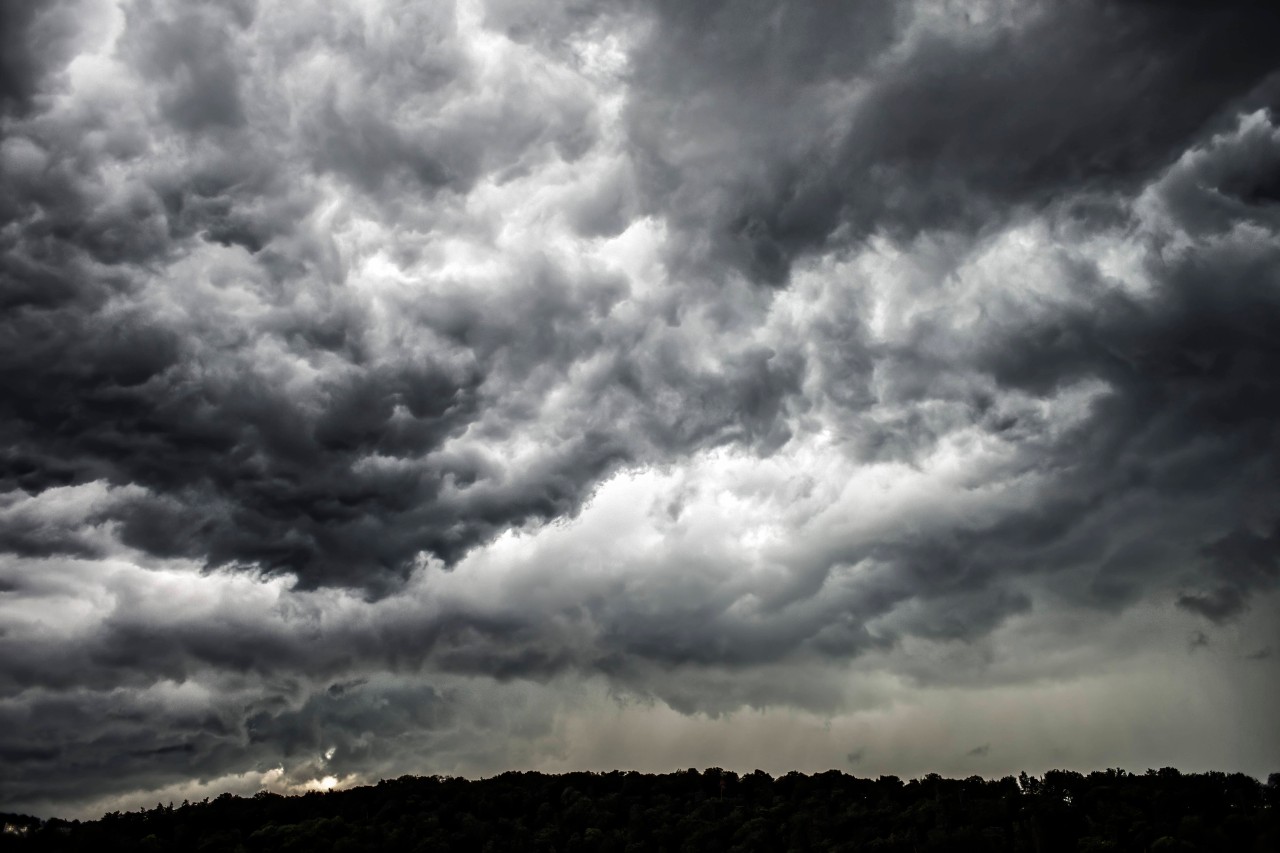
[2, 0, 1279, 819]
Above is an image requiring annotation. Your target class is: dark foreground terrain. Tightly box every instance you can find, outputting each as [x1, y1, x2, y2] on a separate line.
[3, 768, 1277, 852]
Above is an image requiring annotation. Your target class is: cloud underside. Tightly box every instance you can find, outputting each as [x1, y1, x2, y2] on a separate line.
[2, 0, 1279, 813]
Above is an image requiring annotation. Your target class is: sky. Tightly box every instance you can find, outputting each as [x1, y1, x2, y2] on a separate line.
[1, 0, 1279, 819]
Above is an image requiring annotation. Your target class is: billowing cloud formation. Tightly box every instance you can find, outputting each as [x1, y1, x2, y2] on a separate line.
[2, 0, 1279, 815]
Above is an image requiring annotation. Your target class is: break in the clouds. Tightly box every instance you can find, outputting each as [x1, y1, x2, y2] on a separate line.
[2, 0, 1279, 816]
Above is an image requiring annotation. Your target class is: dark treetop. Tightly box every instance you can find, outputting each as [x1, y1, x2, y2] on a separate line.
[3, 767, 1277, 853]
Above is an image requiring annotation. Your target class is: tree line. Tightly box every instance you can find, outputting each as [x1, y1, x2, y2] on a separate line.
[2, 766, 1277, 852]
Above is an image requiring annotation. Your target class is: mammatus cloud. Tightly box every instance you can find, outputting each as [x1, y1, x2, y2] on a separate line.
[1, 0, 1278, 815]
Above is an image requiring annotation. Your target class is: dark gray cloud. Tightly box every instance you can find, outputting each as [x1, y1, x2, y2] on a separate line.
[2, 0, 1279, 817]
[0, 0, 90, 118]
[0, 668, 565, 810]
[626, 0, 1280, 282]
[0, 0, 800, 592]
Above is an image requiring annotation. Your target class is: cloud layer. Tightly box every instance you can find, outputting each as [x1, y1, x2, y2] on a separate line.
[2, 0, 1278, 815]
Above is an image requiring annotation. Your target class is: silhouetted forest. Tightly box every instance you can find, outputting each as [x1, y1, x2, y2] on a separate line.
[3, 767, 1277, 852]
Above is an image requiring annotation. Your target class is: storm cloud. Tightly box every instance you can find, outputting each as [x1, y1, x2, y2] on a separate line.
[1, 0, 1278, 816]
